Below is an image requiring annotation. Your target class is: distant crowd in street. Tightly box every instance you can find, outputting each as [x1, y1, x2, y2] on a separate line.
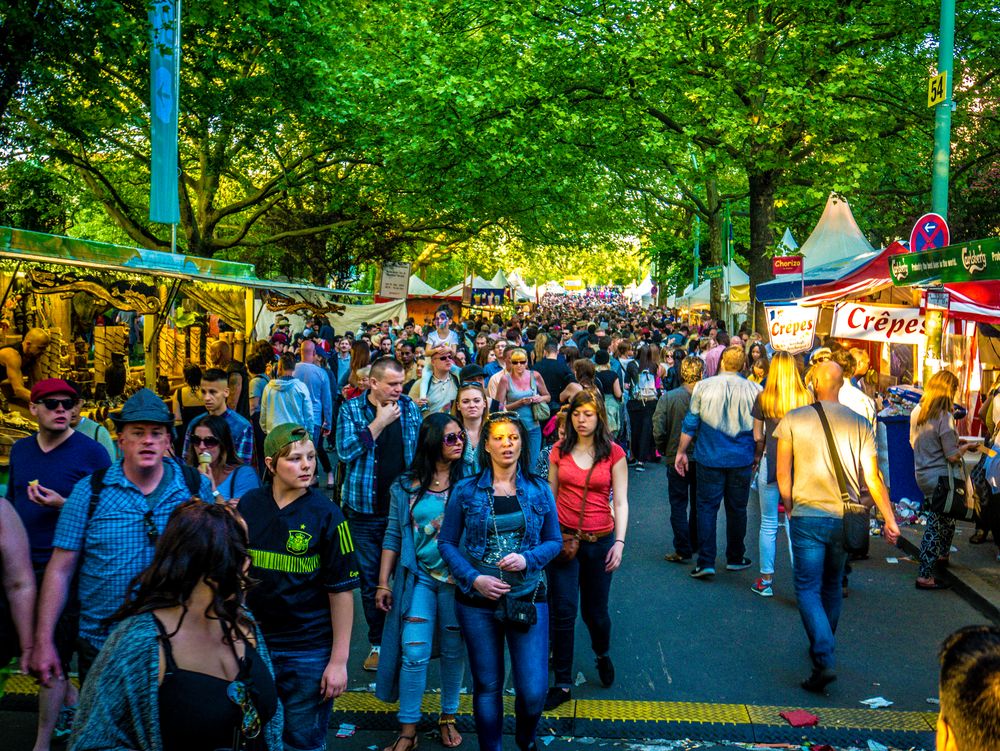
[1, 296, 998, 751]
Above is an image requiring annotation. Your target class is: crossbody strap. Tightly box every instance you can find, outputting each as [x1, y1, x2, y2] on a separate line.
[813, 402, 850, 506]
[574, 462, 597, 533]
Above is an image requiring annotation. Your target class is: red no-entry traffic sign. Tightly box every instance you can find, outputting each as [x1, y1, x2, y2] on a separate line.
[909, 213, 950, 252]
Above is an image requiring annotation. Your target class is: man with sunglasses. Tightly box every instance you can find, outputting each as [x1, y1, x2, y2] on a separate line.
[8, 380, 110, 749]
[32, 388, 213, 691]
[408, 346, 459, 415]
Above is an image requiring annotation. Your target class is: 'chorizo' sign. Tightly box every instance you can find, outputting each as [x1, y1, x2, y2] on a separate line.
[831, 303, 925, 344]
[765, 305, 818, 354]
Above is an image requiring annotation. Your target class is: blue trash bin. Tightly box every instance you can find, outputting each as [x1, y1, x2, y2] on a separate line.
[878, 413, 923, 505]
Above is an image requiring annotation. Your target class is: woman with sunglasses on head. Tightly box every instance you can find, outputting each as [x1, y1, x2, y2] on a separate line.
[438, 412, 561, 751]
[495, 348, 551, 471]
[454, 383, 488, 477]
[70, 500, 282, 751]
[185, 414, 260, 505]
[375, 413, 468, 751]
[543, 390, 628, 710]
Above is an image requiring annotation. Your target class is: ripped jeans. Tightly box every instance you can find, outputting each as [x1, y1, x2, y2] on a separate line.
[398, 571, 465, 724]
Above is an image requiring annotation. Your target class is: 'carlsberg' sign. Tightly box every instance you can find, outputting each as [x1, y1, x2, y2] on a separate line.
[890, 238, 1000, 285]
[831, 303, 925, 345]
[765, 305, 818, 354]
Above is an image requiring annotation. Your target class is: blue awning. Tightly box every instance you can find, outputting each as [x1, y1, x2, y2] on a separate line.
[755, 251, 881, 303]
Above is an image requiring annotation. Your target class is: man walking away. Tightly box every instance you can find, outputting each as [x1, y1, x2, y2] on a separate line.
[774, 361, 899, 692]
[675, 346, 761, 578]
[654, 357, 703, 564]
[295, 340, 335, 488]
[261, 354, 315, 437]
[336, 358, 420, 672]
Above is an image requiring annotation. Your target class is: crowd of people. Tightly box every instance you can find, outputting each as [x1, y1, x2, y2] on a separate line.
[0, 298, 997, 751]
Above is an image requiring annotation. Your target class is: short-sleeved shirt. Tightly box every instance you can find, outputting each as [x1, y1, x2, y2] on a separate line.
[9, 431, 112, 565]
[427, 330, 460, 350]
[239, 487, 360, 650]
[550, 442, 626, 533]
[534, 358, 575, 408]
[249, 375, 269, 416]
[184, 409, 254, 466]
[773, 401, 876, 518]
[909, 405, 959, 497]
[53, 460, 214, 648]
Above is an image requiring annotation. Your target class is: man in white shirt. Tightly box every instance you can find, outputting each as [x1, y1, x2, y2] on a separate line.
[833, 350, 876, 425]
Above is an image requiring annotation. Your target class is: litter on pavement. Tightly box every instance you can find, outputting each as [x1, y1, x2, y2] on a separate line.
[859, 696, 894, 708]
[778, 708, 819, 727]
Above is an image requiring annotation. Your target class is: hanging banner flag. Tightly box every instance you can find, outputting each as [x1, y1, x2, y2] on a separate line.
[765, 305, 818, 354]
[149, 0, 181, 224]
[890, 238, 1000, 285]
[831, 303, 926, 345]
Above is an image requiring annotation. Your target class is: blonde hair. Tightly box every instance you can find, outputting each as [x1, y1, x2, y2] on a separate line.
[916, 370, 959, 427]
[452, 383, 488, 418]
[758, 350, 813, 420]
[534, 332, 548, 364]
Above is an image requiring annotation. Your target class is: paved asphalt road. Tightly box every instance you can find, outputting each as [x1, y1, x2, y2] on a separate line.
[339, 460, 985, 711]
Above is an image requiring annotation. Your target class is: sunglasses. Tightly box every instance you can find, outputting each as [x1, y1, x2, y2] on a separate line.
[37, 397, 77, 411]
[435, 355, 453, 361]
[227, 680, 261, 739]
[192, 436, 221, 448]
[443, 430, 466, 446]
[142, 510, 159, 546]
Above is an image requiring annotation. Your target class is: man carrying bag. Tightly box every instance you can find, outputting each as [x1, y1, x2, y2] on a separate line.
[775, 362, 900, 694]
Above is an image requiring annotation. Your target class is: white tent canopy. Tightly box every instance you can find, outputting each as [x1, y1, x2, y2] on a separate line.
[679, 261, 750, 310]
[799, 193, 875, 271]
[408, 275, 438, 296]
[490, 269, 510, 288]
[435, 274, 497, 298]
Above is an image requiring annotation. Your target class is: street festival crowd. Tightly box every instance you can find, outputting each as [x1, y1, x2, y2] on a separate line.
[1, 292, 999, 751]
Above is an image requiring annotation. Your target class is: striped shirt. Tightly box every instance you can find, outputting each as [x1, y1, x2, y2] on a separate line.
[53, 460, 213, 648]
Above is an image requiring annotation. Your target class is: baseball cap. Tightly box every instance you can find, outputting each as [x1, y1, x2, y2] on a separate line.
[31, 379, 78, 403]
[264, 423, 311, 459]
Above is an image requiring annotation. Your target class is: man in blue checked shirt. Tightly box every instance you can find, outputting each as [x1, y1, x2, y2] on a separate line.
[182, 368, 255, 466]
[31, 388, 213, 688]
[335, 357, 420, 672]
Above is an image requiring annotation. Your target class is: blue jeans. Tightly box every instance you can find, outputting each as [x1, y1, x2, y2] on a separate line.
[456, 600, 549, 751]
[547, 536, 614, 688]
[345, 509, 388, 645]
[789, 516, 848, 670]
[525, 423, 542, 473]
[667, 464, 699, 558]
[695, 463, 752, 568]
[313, 426, 332, 474]
[757, 458, 781, 576]
[270, 647, 334, 751]
[398, 573, 465, 724]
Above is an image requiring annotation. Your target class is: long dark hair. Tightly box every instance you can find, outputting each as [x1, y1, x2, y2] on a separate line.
[560, 389, 614, 465]
[478, 412, 535, 479]
[185, 414, 238, 469]
[112, 500, 255, 645]
[403, 412, 465, 502]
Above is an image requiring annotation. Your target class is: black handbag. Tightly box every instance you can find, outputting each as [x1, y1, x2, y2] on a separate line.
[813, 403, 870, 557]
[493, 590, 538, 631]
[928, 465, 978, 522]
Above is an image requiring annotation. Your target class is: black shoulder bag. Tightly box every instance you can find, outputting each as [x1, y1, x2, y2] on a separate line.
[813, 403, 870, 557]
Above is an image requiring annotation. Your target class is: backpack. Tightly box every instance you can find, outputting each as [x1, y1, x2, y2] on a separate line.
[603, 392, 623, 434]
[87, 460, 202, 530]
[636, 370, 657, 400]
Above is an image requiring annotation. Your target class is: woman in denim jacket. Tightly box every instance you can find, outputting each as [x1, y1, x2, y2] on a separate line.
[375, 413, 467, 751]
[438, 412, 561, 751]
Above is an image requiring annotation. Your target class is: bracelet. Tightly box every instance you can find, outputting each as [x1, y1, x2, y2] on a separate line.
[614, 539, 625, 546]
[376, 585, 392, 592]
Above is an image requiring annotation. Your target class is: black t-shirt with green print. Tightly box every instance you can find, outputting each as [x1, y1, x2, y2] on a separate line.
[239, 487, 360, 650]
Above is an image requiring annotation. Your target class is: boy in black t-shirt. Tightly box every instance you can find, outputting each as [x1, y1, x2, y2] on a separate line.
[239, 423, 359, 751]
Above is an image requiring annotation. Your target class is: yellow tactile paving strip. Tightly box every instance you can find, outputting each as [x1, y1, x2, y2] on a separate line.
[1, 673, 936, 736]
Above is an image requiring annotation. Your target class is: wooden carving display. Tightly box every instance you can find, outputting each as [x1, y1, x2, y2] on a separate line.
[262, 291, 345, 317]
[29, 269, 161, 314]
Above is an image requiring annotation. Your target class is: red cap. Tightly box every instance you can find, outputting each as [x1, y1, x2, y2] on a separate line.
[31, 379, 78, 403]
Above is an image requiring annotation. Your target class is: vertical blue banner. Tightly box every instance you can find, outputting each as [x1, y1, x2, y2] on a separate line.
[149, 0, 180, 224]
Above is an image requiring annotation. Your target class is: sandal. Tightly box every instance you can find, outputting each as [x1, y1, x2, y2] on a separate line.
[386, 735, 418, 751]
[438, 718, 462, 749]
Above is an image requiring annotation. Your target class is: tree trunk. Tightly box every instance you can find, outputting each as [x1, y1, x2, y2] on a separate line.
[747, 167, 781, 334]
[705, 176, 725, 321]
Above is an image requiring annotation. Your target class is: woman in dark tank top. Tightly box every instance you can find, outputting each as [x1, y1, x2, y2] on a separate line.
[71, 501, 281, 751]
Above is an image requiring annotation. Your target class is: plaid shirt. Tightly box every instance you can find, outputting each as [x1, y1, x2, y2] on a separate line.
[52, 460, 214, 648]
[336, 392, 421, 515]
[182, 409, 254, 465]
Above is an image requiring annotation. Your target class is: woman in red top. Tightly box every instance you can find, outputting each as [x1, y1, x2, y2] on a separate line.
[544, 389, 629, 710]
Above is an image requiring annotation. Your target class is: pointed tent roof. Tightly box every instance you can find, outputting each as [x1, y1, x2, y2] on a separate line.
[490, 269, 510, 288]
[778, 228, 799, 253]
[407, 275, 438, 296]
[800, 193, 875, 271]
